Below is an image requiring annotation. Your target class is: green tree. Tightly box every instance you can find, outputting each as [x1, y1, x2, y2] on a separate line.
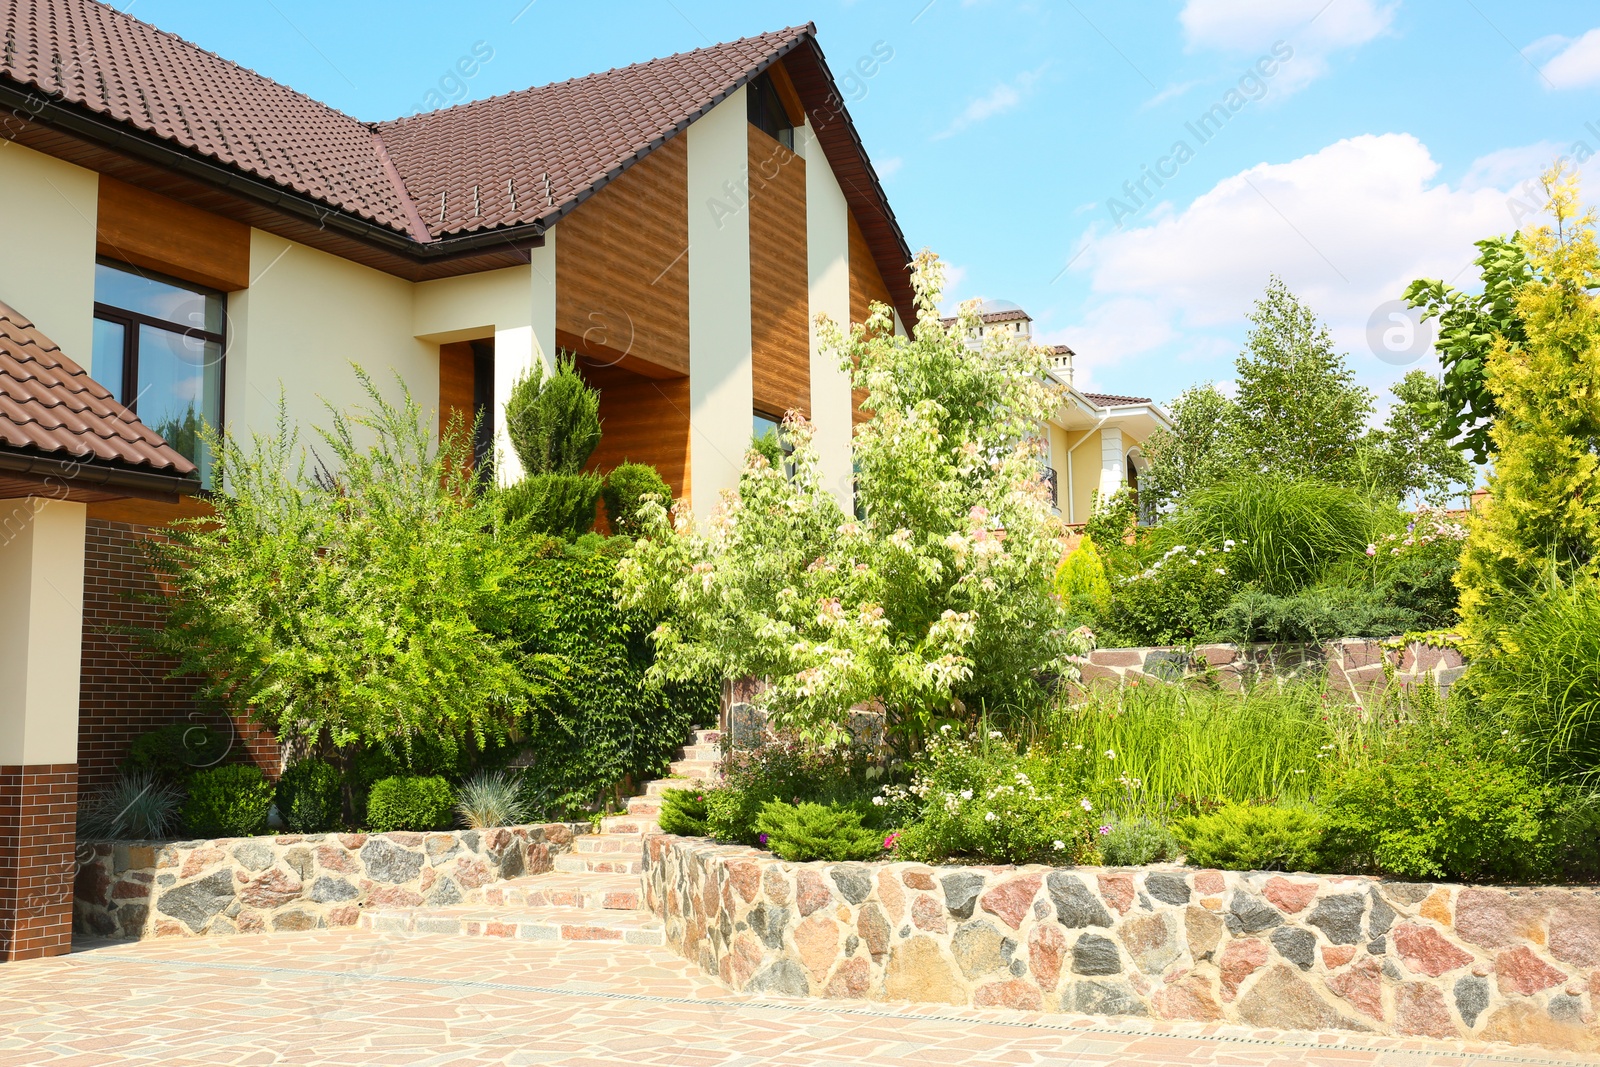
[1361, 370, 1474, 505]
[501, 354, 604, 537]
[1231, 277, 1375, 485]
[619, 251, 1089, 744]
[1457, 166, 1600, 651]
[1404, 236, 1531, 465]
[1140, 383, 1236, 513]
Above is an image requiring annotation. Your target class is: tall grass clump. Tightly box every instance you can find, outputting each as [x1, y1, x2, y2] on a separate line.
[1042, 680, 1383, 815]
[1475, 573, 1600, 785]
[1159, 475, 1392, 594]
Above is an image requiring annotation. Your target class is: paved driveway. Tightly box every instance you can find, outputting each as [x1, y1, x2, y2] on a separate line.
[0, 931, 1588, 1066]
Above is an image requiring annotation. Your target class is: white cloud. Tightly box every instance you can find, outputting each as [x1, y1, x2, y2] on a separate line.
[1142, 79, 1204, 109]
[1539, 28, 1600, 89]
[1062, 133, 1527, 400]
[934, 64, 1048, 140]
[1461, 141, 1566, 192]
[876, 156, 904, 180]
[1179, 0, 1396, 93]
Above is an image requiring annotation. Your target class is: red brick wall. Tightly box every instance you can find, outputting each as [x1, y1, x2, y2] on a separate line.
[0, 765, 77, 961]
[77, 519, 280, 797]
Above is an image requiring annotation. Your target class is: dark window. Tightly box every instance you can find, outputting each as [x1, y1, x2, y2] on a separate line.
[91, 259, 225, 485]
[470, 339, 495, 474]
[747, 70, 794, 150]
[1044, 466, 1059, 509]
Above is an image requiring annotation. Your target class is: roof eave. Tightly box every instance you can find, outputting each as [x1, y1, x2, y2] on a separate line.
[0, 447, 200, 502]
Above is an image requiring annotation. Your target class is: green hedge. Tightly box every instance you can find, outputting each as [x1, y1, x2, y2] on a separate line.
[275, 758, 343, 833]
[182, 764, 274, 838]
[365, 775, 456, 832]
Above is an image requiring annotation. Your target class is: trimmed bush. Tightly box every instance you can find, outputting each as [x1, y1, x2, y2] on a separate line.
[1100, 818, 1179, 866]
[181, 764, 274, 838]
[1055, 534, 1111, 622]
[602, 462, 672, 538]
[754, 799, 884, 862]
[658, 788, 709, 836]
[275, 758, 343, 833]
[1174, 803, 1326, 872]
[500, 472, 602, 539]
[365, 775, 456, 832]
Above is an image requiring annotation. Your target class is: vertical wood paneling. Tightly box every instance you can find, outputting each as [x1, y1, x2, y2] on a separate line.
[576, 360, 692, 504]
[556, 137, 690, 376]
[437, 340, 475, 443]
[748, 125, 810, 419]
[848, 211, 896, 423]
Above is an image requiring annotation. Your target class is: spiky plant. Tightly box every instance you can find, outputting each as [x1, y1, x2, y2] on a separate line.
[455, 771, 532, 829]
[78, 771, 185, 841]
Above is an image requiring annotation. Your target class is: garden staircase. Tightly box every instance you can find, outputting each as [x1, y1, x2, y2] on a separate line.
[358, 729, 722, 946]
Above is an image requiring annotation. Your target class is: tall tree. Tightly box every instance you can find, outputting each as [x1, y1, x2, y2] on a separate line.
[1361, 370, 1475, 506]
[1231, 276, 1375, 485]
[1140, 383, 1236, 514]
[1404, 236, 1531, 465]
[1457, 166, 1600, 651]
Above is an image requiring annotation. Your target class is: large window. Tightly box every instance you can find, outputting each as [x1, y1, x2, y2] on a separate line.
[91, 260, 225, 483]
[746, 70, 794, 150]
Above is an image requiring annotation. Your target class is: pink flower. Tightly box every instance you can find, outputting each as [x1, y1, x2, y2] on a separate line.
[883, 832, 900, 851]
[1097, 824, 1113, 836]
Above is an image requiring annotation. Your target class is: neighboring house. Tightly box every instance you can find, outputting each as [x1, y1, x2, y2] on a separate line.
[942, 300, 1171, 524]
[0, 0, 913, 960]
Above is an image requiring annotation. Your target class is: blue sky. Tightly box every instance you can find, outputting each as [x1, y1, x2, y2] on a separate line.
[135, 0, 1600, 407]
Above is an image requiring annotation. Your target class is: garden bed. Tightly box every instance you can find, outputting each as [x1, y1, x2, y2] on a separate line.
[1076, 637, 1465, 694]
[74, 823, 578, 939]
[644, 834, 1600, 1053]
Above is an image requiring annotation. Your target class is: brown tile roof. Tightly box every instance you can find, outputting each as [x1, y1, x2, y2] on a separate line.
[375, 27, 812, 239]
[941, 309, 1034, 327]
[1049, 343, 1075, 357]
[1082, 391, 1153, 407]
[0, 0, 417, 234]
[0, 300, 196, 474]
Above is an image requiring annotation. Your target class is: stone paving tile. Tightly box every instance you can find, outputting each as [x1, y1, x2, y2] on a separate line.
[0, 932, 1590, 1066]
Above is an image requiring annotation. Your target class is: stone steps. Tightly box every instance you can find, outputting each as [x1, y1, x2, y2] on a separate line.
[644, 777, 711, 797]
[359, 905, 664, 945]
[668, 757, 719, 778]
[599, 814, 657, 835]
[484, 873, 640, 911]
[574, 833, 645, 854]
[554, 853, 644, 875]
[626, 795, 663, 818]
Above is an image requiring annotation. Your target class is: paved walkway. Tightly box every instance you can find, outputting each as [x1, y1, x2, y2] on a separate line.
[0, 931, 1590, 1066]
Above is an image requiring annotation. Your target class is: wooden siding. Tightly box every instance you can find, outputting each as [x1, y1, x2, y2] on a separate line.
[85, 495, 214, 527]
[576, 360, 692, 505]
[437, 340, 475, 442]
[848, 211, 895, 423]
[555, 136, 689, 376]
[748, 125, 809, 419]
[95, 176, 250, 292]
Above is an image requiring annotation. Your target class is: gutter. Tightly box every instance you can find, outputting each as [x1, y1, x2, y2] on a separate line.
[0, 449, 199, 502]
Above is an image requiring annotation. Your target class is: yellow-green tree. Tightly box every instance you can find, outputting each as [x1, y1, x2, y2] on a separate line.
[1457, 165, 1600, 652]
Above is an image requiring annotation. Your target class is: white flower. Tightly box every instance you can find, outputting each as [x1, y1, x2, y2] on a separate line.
[940, 724, 952, 734]
[989, 730, 1003, 739]
[872, 796, 886, 806]
[1053, 840, 1066, 851]
[1072, 743, 1084, 751]
[1104, 749, 1116, 760]
[960, 789, 974, 800]
[984, 811, 997, 822]
[1079, 797, 1093, 812]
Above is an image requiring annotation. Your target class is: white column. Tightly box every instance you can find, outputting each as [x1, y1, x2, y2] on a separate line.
[0, 499, 86, 767]
[1097, 426, 1125, 507]
[801, 119, 854, 510]
[493, 227, 559, 484]
[687, 90, 755, 517]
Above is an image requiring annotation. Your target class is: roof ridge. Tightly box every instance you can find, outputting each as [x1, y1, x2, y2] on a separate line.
[376, 25, 813, 128]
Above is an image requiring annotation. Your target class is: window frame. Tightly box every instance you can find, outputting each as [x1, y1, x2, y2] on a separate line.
[92, 258, 228, 456]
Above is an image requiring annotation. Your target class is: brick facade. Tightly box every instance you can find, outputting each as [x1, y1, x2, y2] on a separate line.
[0, 765, 77, 961]
[77, 518, 280, 797]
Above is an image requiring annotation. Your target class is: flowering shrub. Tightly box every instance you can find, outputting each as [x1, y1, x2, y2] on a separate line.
[888, 726, 1099, 865]
[621, 252, 1086, 743]
[1098, 543, 1238, 646]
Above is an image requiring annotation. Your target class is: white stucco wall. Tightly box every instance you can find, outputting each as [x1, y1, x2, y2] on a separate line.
[0, 145, 98, 366]
[1098, 426, 1126, 506]
[687, 88, 754, 517]
[227, 230, 437, 444]
[800, 119, 854, 510]
[413, 235, 557, 485]
[0, 499, 86, 766]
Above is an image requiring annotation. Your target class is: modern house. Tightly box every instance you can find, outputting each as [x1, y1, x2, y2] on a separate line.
[943, 300, 1171, 524]
[0, 0, 912, 961]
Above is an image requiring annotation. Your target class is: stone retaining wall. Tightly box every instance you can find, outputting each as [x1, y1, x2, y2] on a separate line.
[1078, 638, 1466, 697]
[74, 823, 577, 939]
[644, 835, 1599, 1053]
